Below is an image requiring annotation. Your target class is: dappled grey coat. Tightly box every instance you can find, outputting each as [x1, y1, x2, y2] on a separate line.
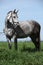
[3, 10, 41, 50]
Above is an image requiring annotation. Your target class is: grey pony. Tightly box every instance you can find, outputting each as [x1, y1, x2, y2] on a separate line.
[3, 9, 41, 51]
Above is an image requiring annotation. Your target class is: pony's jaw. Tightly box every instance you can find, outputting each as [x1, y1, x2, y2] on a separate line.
[13, 18, 18, 22]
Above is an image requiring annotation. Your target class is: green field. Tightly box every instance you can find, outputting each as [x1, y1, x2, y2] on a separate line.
[0, 41, 43, 65]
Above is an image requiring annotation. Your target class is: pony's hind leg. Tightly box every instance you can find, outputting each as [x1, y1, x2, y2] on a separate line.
[31, 32, 40, 51]
[36, 33, 40, 51]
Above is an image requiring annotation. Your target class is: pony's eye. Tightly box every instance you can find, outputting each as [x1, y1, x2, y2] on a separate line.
[14, 16, 16, 18]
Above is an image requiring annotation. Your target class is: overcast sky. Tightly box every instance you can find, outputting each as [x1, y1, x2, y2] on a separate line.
[0, 0, 43, 41]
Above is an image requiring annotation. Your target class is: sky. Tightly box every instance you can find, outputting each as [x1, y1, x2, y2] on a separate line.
[0, 0, 43, 41]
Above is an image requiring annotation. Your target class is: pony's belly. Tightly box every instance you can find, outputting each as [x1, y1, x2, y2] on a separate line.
[17, 33, 28, 38]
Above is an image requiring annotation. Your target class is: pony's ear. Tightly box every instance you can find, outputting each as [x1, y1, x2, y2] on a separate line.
[14, 9, 16, 13]
[14, 9, 19, 13]
[16, 10, 19, 13]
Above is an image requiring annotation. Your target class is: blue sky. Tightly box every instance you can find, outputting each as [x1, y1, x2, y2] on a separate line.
[0, 0, 43, 41]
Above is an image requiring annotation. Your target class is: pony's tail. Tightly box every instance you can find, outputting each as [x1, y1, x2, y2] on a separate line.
[39, 24, 41, 33]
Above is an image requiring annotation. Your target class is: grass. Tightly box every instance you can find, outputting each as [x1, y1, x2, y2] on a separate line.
[0, 41, 43, 65]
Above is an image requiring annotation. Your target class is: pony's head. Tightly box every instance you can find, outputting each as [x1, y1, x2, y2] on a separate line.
[6, 9, 18, 24]
[12, 9, 18, 23]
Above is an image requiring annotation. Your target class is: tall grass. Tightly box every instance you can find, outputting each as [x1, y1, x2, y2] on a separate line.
[0, 41, 43, 65]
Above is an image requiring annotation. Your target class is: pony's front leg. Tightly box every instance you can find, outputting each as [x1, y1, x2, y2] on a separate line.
[7, 38, 12, 49]
[14, 35, 17, 50]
